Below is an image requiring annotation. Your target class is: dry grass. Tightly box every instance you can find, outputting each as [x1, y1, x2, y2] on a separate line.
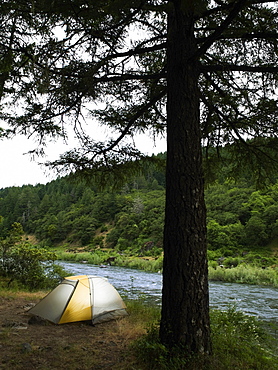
[1, 288, 277, 370]
[0, 291, 149, 370]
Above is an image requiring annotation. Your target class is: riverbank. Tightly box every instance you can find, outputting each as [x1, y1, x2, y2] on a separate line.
[0, 289, 277, 369]
[209, 264, 278, 286]
[55, 249, 278, 287]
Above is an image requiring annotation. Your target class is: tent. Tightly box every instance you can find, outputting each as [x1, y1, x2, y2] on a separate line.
[28, 275, 128, 324]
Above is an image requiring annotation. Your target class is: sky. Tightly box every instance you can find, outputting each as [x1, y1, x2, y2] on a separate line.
[0, 25, 168, 189]
[0, 130, 166, 189]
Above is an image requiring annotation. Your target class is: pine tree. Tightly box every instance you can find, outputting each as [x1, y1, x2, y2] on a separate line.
[1, 0, 278, 354]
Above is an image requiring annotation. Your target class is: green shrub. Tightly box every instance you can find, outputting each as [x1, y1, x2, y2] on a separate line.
[210, 306, 278, 369]
[0, 242, 65, 289]
[223, 256, 241, 268]
[208, 260, 218, 269]
[133, 306, 278, 370]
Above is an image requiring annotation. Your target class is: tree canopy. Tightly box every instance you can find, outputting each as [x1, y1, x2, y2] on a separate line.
[1, 0, 278, 356]
[0, 1, 277, 175]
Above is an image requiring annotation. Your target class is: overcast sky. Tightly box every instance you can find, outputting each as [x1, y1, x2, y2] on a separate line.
[0, 131, 166, 189]
[0, 25, 168, 189]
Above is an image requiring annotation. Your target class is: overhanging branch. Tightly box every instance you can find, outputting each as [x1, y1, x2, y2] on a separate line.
[195, 0, 249, 59]
[198, 32, 278, 43]
[93, 87, 167, 156]
[201, 64, 278, 73]
[92, 71, 166, 83]
[108, 42, 167, 60]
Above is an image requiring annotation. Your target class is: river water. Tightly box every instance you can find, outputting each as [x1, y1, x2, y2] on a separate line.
[58, 261, 278, 325]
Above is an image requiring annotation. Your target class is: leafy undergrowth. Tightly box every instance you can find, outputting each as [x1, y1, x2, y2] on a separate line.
[133, 307, 278, 370]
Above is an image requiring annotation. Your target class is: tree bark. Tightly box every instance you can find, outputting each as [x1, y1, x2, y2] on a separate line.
[160, 1, 211, 354]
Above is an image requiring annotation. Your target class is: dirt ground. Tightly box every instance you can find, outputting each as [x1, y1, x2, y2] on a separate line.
[0, 293, 142, 370]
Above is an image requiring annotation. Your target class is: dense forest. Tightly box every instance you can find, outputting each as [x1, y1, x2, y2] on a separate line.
[0, 152, 278, 273]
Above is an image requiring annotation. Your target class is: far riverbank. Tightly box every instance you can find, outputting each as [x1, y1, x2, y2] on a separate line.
[55, 249, 278, 287]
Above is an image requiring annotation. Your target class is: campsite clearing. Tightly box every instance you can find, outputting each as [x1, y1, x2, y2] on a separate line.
[2, 290, 277, 369]
[0, 292, 142, 369]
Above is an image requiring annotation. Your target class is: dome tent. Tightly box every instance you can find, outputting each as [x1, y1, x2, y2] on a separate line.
[28, 275, 128, 324]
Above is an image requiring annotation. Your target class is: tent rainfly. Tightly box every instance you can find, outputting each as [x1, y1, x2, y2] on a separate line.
[28, 275, 128, 324]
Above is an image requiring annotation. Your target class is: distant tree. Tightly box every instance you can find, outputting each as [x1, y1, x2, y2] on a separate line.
[0, 222, 23, 264]
[1, 0, 278, 355]
[247, 216, 268, 245]
[131, 196, 144, 215]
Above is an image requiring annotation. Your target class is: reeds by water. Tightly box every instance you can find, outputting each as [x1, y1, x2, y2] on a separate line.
[208, 264, 278, 287]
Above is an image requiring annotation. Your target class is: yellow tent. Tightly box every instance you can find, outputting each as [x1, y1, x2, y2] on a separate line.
[29, 275, 128, 324]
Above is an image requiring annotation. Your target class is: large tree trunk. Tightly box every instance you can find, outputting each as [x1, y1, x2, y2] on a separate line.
[160, 1, 211, 354]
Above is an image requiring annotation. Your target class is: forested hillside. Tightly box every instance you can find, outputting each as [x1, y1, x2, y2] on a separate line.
[0, 154, 166, 253]
[0, 152, 278, 269]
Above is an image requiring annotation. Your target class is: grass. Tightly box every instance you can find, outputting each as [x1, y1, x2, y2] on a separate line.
[114, 255, 163, 272]
[0, 285, 277, 370]
[0, 279, 47, 299]
[55, 248, 278, 287]
[55, 250, 106, 265]
[209, 307, 278, 369]
[208, 264, 278, 287]
[133, 305, 278, 370]
[55, 249, 164, 272]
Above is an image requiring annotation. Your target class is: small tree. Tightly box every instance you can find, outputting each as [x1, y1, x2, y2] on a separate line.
[0, 222, 23, 273]
[0, 223, 63, 289]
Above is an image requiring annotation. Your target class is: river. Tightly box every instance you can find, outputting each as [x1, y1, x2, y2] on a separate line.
[58, 261, 278, 325]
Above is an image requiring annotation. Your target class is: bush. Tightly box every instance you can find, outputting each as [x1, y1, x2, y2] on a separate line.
[208, 260, 218, 270]
[133, 306, 278, 370]
[223, 256, 240, 268]
[0, 223, 68, 289]
[0, 242, 65, 289]
[210, 306, 278, 369]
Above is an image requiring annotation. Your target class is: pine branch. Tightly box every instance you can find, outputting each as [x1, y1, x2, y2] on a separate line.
[249, 0, 278, 4]
[218, 32, 278, 41]
[195, 0, 249, 59]
[201, 64, 278, 73]
[92, 88, 167, 156]
[92, 71, 166, 83]
[108, 42, 167, 59]
[198, 32, 278, 43]
[197, 1, 234, 20]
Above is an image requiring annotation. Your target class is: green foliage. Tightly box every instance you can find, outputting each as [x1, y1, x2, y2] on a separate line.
[5, 243, 57, 288]
[0, 170, 166, 253]
[0, 222, 23, 254]
[0, 158, 278, 285]
[210, 306, 278, 369]
[0, 223, 66, 289]
[206, 180, 278, 249]
[209, 265, 278, 287]
[133, 307, 278, 369]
